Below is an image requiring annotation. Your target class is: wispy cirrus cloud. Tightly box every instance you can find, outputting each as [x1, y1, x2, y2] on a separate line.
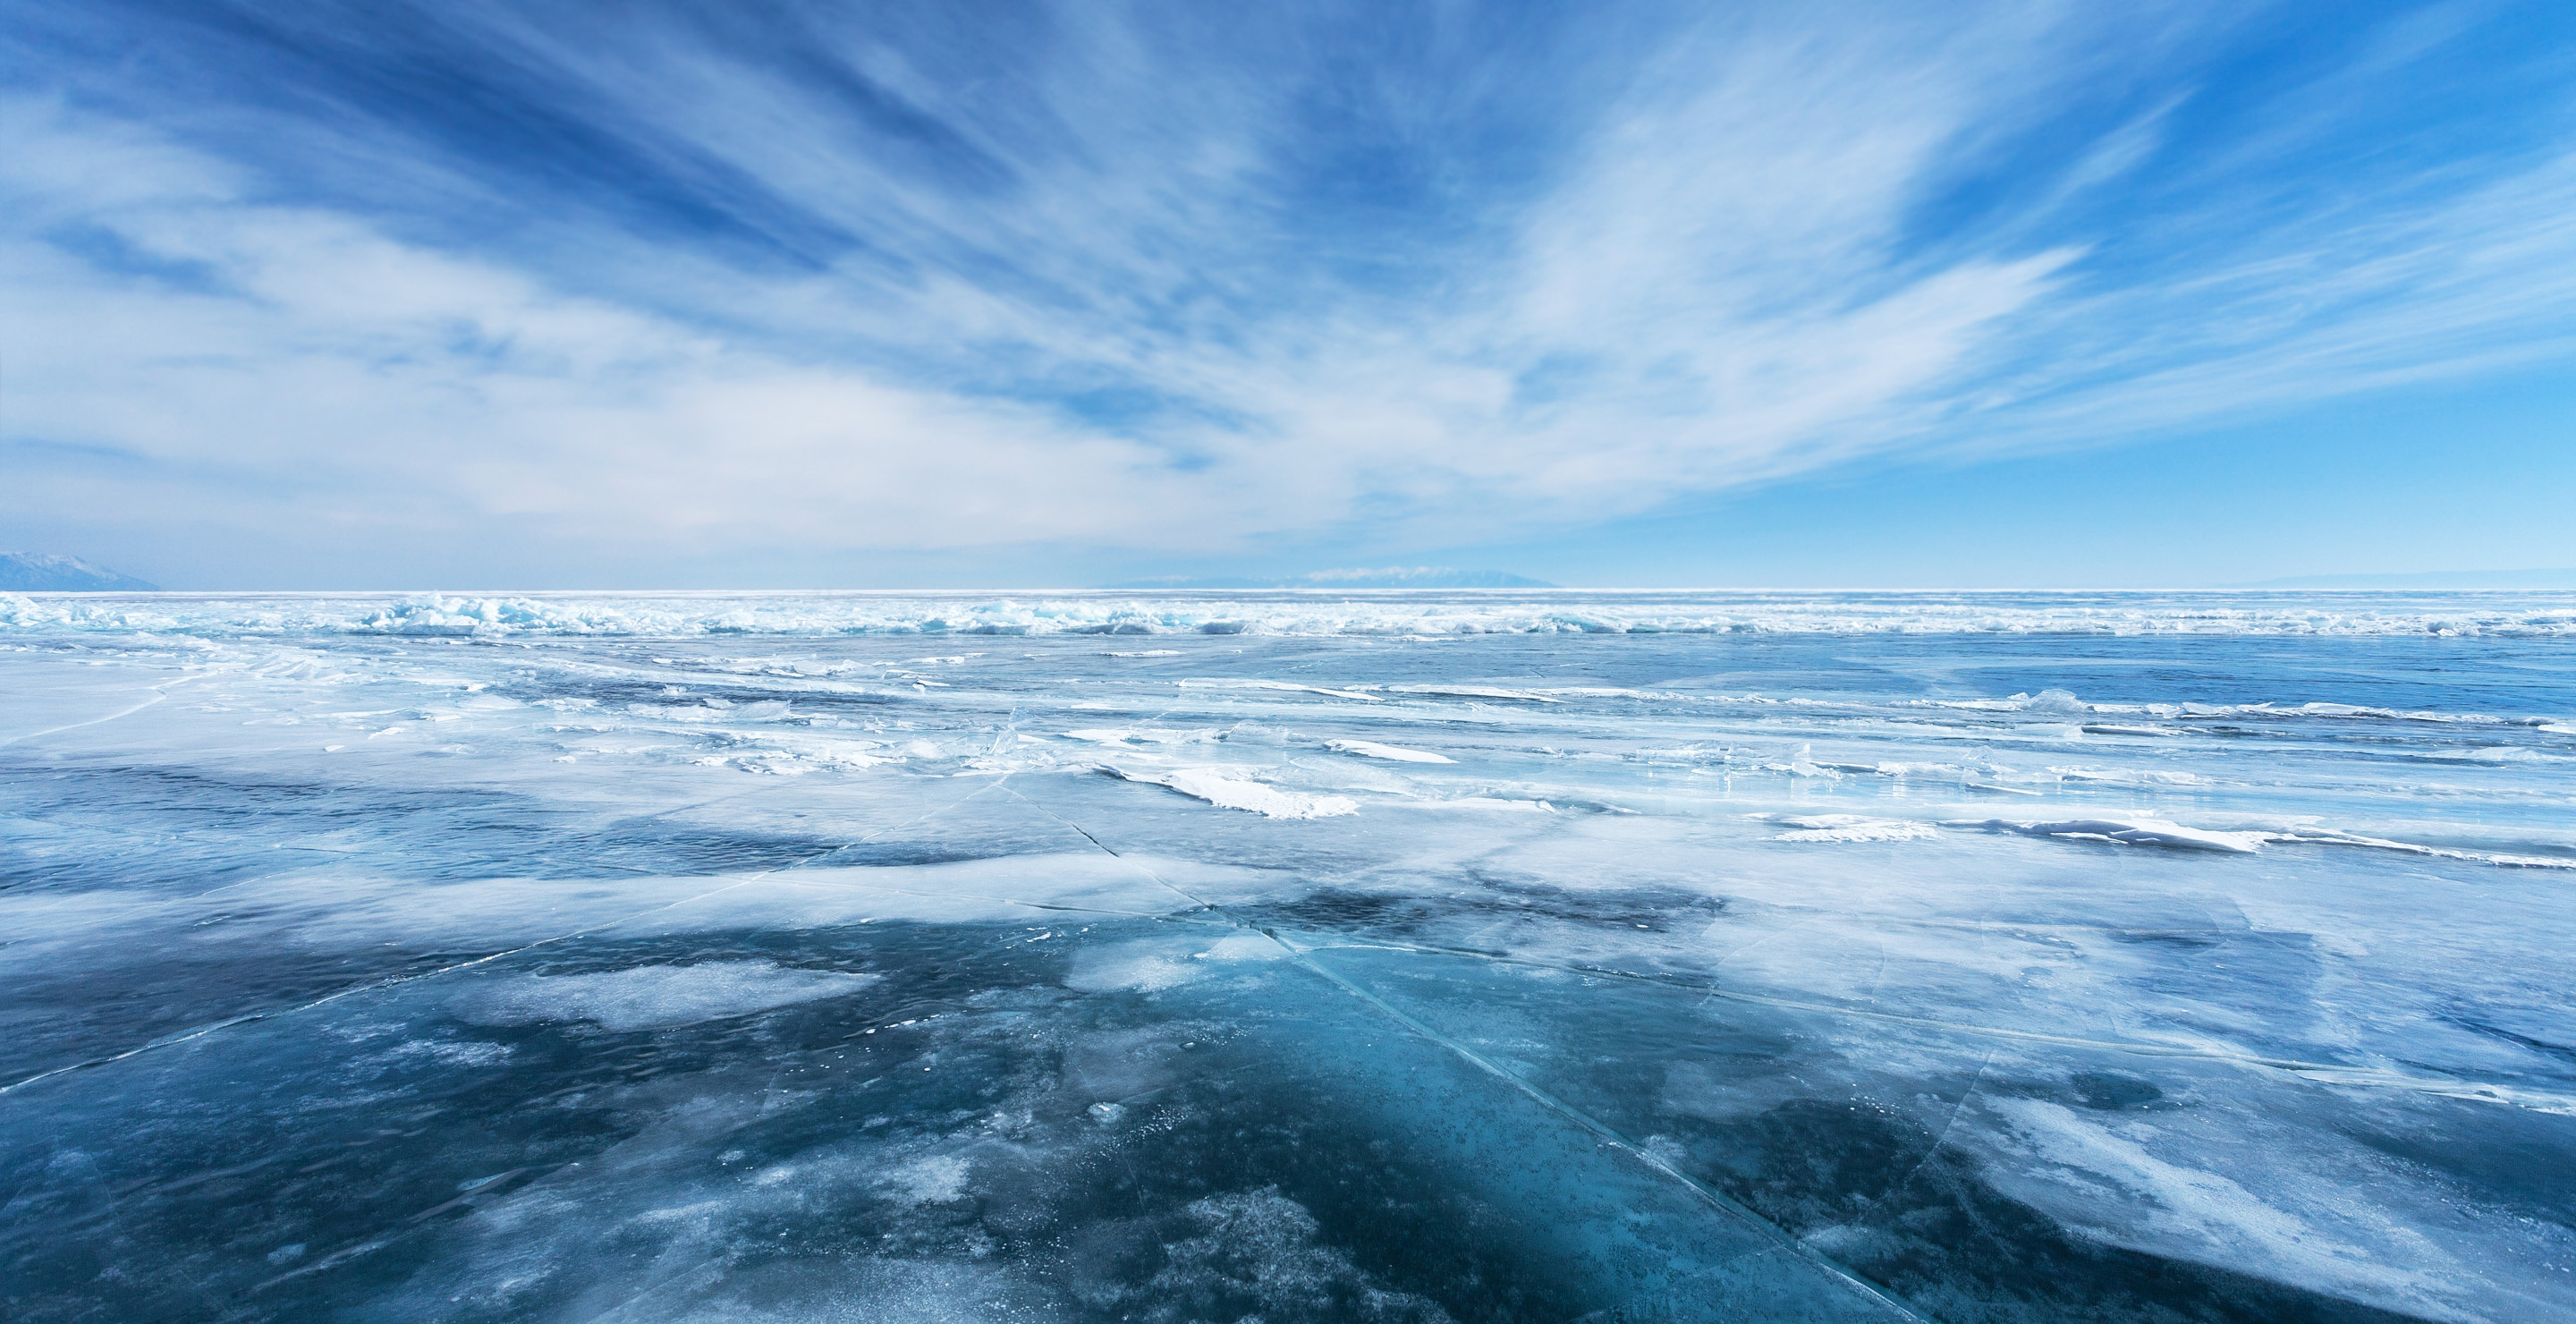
[3, 0, 2571, 581]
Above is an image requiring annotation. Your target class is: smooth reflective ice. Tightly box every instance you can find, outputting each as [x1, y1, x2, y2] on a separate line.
[4, 590, 2572, 1322]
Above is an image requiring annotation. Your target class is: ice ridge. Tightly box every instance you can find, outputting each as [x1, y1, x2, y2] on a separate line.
[1102, 765, 1360, 819]
[6, 589, 2573, 639]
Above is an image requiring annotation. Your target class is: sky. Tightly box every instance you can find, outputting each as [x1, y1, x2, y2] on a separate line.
[3, 0, 2572, 590]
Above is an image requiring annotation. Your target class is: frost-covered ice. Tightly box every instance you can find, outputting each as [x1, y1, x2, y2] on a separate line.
[458, 962, 883, 1031]
[3, 590, 2572, 1323]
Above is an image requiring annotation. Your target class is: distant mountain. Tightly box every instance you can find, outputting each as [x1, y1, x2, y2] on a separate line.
[0, 552, 160, 591]
[2233, 569, 2576, 590]
[1107, 566, 1556, 590]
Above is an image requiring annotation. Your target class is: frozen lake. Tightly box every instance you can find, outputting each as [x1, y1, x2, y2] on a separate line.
[4, 590, 2572, 1322]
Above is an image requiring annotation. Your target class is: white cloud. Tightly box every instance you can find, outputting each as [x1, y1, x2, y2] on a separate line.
[4, 0, 2572, 573]
[1, 98, 1230, 552]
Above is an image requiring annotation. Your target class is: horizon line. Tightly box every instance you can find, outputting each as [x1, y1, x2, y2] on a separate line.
[12, 583, 2576, 598]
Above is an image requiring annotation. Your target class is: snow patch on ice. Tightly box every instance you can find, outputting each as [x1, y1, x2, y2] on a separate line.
[1195, 934, 1292, 963]
[386, 1040, 513, 1067]
[459, 961, 879, 1031]
[1111, 766, 1359, 819]
[1062, 727, 1216, 747]
[878, 1154, 972, 1205]
[1953, 817, 2267, 853]
[1764, 814, 1942, 843]
[1325, 738, 1453, 764]
[1989, 1098, 2476, 1318]
[1955, 816, 2574, 867]
[2264, 827, 2576, 870]
[2050, 766, 2214, 786]
[1067, 945, 1206, 992]
[1384, 683, 1559, 702]
[1175, 678, 1383, 702]
[1097, 1187, 1457, 1324]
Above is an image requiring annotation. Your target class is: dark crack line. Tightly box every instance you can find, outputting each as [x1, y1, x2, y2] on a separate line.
[996, 781, 1928, 1322]
[1868, 1046, 1996, 1225]
[0, 669, 217, 747]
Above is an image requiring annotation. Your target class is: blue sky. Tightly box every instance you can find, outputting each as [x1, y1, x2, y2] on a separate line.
[3, 0, 2572, 589]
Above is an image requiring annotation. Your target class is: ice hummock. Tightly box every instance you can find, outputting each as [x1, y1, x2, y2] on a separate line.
[6, 586, 2575, 639]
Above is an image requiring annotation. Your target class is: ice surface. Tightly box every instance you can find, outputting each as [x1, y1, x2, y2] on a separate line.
[4, 590, 2572, 1322]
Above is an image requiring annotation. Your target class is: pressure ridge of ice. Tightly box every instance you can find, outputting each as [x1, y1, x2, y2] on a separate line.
[6, 587, 2575, 638]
